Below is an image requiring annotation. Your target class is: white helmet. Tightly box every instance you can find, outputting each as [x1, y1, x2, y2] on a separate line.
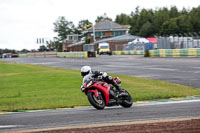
[81, 66, 92, 77]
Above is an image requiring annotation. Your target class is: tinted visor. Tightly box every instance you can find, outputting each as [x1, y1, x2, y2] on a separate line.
[81, 71, 90, 77]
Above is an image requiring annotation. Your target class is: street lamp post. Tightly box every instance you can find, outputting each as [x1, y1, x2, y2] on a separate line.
[92, 24, 96, 42]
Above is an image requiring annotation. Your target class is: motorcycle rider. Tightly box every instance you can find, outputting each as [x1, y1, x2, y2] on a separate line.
[80, 66, 125, 95]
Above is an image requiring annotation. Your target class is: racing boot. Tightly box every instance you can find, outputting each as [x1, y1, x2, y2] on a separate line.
[109, 78, 126, 96]
[106, 76, 126, 97]
[115, 85, 127, 97]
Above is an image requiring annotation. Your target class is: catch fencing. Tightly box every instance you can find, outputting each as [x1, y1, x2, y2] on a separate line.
[157, 36, 200, 49]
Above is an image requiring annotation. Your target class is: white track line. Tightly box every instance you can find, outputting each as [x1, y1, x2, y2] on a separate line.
[0, 125, 18, 129]
[135, 99, 200, 106]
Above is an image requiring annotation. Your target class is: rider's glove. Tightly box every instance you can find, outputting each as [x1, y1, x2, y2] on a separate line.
[97, 72, 107, 79]
[81, 85, 85, 92]
[93, 71, 100, 77]
[102, 72, 107, 78]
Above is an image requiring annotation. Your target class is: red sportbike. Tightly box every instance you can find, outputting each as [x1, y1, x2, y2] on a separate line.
[82, 77, 133, 110]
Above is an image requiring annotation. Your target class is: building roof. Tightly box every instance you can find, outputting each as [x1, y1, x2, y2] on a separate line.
[92, 34, 142, 45]
[68, 34, 142, 47]
[146, 37, 157, 43]
[67, 41, 85, 47]
[88, 19, 130, 32]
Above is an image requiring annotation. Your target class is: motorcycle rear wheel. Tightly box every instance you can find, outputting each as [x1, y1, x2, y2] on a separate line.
[87, 92, 105, 110]
[119, 90, 133, 108]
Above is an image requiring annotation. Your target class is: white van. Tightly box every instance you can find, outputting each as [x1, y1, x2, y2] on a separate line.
[98, 43, 112, 55]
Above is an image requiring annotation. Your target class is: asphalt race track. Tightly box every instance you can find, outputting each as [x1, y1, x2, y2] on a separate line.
[2, 55, 200, 89]
[0, 100, 200, 132]
[1, 55, 200, 132]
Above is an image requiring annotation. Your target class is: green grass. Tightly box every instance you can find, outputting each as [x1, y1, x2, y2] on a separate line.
[0, 61, 200, 112]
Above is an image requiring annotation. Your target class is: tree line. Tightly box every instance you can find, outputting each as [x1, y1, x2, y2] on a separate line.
[0, 48, 31, 54]
[115, 6, 200, 37]
[53, 5, 200, 43]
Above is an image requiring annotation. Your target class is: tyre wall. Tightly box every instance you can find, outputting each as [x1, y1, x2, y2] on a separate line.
[149, 48, 200, 57]
[112, 50, 144, 55]
[112, 49, 200, 57]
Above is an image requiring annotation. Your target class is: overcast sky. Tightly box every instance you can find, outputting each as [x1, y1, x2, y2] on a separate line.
[0, 0, 199, 50]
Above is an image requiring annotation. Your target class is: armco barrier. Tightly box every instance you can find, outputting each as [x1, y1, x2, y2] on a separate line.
[26, 52, 57, 57]
[112, 50, 144, 55]
[57, 52, 88, 58]
[149, 48, 200, 57]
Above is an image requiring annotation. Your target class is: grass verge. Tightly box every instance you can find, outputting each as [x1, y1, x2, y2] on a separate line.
[0, 61, 200, 112]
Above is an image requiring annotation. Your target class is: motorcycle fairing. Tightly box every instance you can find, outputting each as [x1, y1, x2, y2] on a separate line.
[88, 90, 99, 98]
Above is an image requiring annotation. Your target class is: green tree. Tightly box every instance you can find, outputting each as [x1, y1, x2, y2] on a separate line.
[169, 6, 180, 18]
[0, 49, 17, 54]
[129, 7, 155, 36]
[181, 7, 189, 15]
[0, 49, 3, 54]
[47, 43, 52, 51]
[134, 8, 154, 36]
[129, 7, 140, 35]
[55, 42, 63, 52]
[50, 37, 63, 52]
[176, 15, 192, 33]
[115, 13, 130, 25]
[161, 19, 178, 35]
[38, 45, 48, 52]
[53, 16, 76, 41]
[75, 19, 92, 35]
[140, 21, 154, 37]
[138, 9, 154, 25]
[95, 15, 112, 23]
[77, 19, 92, 30]
[20, 49, 30, 53]
[190, 6, 200, 33]
[161, 15, 192, 36]
[152, 7, 170, 36]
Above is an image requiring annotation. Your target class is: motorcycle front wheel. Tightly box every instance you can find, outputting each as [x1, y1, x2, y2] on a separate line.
[119, 90, 133, 108]
[87, 91, 105, 110]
